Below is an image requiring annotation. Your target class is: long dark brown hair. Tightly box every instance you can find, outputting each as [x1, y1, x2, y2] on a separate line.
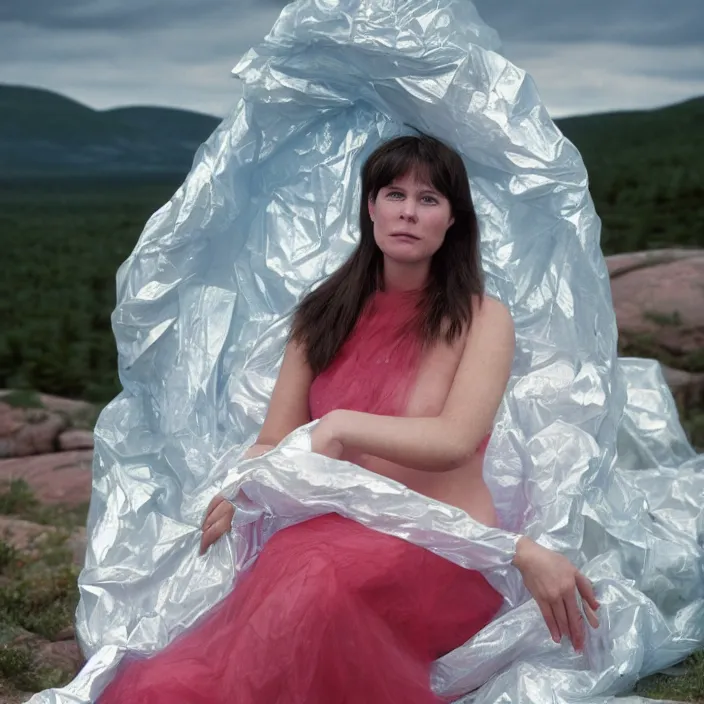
[291, 134, 484, 375]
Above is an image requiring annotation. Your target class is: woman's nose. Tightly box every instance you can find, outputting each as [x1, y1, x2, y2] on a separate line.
[400, 200, 418, 221]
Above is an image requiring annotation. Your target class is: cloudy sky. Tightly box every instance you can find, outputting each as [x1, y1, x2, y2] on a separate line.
[1, 0, 702, 119]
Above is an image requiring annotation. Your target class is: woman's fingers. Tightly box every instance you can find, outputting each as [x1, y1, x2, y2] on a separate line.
[206, 494, 224, 515]
[575, 572, 600, 631]
[200, 526, 217, 555]
[576, 572, 601, 613]
[563, 590, 585, 651]
[202, 494, 225, 529]
[513, 538, 603, 651]
[541, 589, 601, 651]
[537, 601, 561, 643]
[203, 506, 230, 535]
[583, 602, 600, 630]
[203, 501, 227, 531]
[551, 597, 571, 648]
[199, 518, 227, 554]
[199, 498, 235, 555]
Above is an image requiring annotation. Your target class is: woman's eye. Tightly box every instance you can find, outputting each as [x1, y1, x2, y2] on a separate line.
[386, 192, 437, 204]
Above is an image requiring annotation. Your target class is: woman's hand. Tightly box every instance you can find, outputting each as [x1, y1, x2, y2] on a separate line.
[310, 412, 345, 460]
[513, 537, 600, 652]
[199, 443, 274, 555]
[199, 424, 342, 556]
[200, 494, 235, 555]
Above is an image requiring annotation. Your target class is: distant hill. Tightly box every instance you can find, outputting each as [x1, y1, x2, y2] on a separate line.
[0, 85, 221, 177]
[556, 96, 703, 252]
[557, 95, 704, 168]
[1, 83, 703, 187]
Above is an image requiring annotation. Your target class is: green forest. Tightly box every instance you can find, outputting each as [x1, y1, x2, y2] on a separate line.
[1, 97, 703, 408]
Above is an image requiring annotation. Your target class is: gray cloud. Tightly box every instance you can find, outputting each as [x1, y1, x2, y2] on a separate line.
[1, 0, 186, 30]
[0, 1, 702, 119]
[473, 0, 704, 47]
[0, 0, 282, 30]
[5, 0, 703, 45]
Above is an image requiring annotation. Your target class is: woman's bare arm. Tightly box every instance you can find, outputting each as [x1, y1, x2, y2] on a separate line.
[317, 297, 514, 472]
[253, 339, 315, 447]
[308, 299, 602, 652]
[201, 339, 313, 553]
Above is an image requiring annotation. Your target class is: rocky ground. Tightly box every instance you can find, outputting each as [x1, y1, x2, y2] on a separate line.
[607, 248, 704, 448]
[0, 391, 91, 702]
[0, 248, 702, 701]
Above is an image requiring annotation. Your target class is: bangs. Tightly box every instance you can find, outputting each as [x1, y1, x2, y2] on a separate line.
[366, 138, 452, 200]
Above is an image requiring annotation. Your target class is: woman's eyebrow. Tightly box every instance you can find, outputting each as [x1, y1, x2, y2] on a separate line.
[386, 183, 439, 194]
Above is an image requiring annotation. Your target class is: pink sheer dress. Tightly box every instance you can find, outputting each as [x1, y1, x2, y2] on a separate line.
[98, 290, 502, 704]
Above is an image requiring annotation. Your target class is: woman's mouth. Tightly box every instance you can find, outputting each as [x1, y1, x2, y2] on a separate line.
[391, 232, 420, 242]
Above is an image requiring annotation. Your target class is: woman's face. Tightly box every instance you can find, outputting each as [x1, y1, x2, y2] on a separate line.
[368, 169, 455, 264]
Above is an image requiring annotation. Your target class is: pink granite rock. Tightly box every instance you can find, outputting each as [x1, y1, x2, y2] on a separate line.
[0, 450, 93, 506]
[0, 403, 68, 458]
[608, 249, 704, 358]
[605, 248, 696, 278]
[0, 689, 32, 704]
[0, 391, 95, 419]
[0, 517, 55, 553]
[8, 628, 84, 677]
[37, 639, 84, 674]
[58, 430, 94, 451]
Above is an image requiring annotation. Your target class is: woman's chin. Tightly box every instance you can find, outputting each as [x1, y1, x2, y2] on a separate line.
[381, 244, 432, 264]
[385, 253, 427, 266]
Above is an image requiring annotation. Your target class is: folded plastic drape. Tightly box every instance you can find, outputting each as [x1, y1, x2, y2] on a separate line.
[29, 1, 704, 702]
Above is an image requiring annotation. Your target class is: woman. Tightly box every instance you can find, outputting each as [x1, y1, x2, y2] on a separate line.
[99, 135, 599, 703]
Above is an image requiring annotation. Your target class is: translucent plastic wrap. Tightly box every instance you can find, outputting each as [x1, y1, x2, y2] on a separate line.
[29, 0, 704, 702]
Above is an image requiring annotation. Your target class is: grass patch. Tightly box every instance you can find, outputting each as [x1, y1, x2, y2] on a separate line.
[1, 387, 101, 432]
[0, 483, 82, 644]
[0, 480, 86, 640]
[0, 644, 67, 692]
[0, 564, 80, 641]
[643, 309, 683, 327]
[0, 390, 45, 409]
[0, 541, 19, 573]
[0, 479, 89, 531]
[636, 652, 704, 702]
[0, 480, 39, 517]
[0, 481, 84, 694]
[619, 333, 704, 374]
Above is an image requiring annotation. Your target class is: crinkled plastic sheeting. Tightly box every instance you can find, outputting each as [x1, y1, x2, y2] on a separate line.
[30, 1, 704, 702]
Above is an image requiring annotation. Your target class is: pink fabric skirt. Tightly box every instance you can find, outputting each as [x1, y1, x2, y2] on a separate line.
[98, 514, 503, 704]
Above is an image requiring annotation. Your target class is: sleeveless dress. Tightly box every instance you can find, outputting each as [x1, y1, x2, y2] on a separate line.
[98, 290, 502, 704]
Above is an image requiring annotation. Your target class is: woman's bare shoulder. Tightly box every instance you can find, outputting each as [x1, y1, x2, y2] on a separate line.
[473, 293, 511, 315]
[468, 295, 515, 352]
[459, 294, 514, 340]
